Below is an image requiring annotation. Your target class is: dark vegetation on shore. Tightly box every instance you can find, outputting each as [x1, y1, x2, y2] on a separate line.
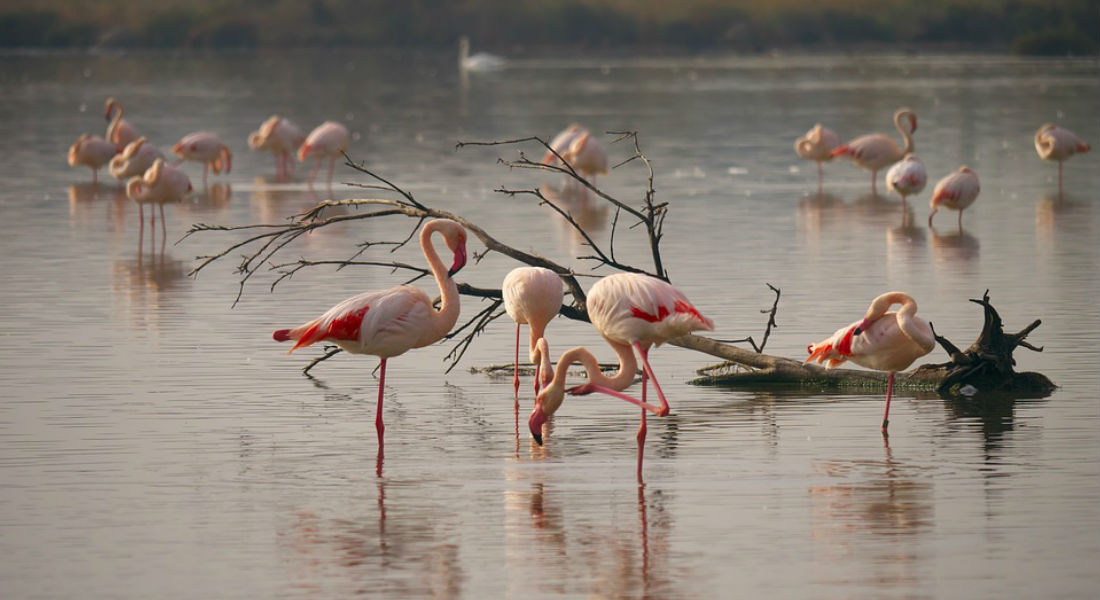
[1, 0, 1097, 55]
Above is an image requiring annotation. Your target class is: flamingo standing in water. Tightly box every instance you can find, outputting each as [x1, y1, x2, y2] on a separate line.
[126, 158, 193, 238]
[543, 124, 609, 183]
[502, 266, 564, 401]
[109, 137, 165, 180]
[1034, 124, 1090, 196]
[299, 121, 350, 188]
[806, 291, 935, 435]
[794, 124, 841, 190]
[831, 108, 917, 194]
[272, 219, 468, 447]
[885, 153, 927, 206]
[248, 115, 306, 181]
[68, 133, 119, 183]
[928, 166, 980, 227]
[172, 132, 232, 186]
[529, 273, 713, 474]
[104, 97, 140, 147]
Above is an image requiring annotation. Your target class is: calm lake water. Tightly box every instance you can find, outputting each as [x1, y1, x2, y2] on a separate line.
[1, 49, 1098, 599]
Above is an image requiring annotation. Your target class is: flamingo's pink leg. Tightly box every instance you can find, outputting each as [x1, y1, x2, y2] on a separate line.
[633, 342, 670, 417]
[308, 157, 321, 185]
[881, 371, 895, 436]
[326, 156, 336, 188]
[534, 362, 541, 396]
[376, 358, 387, 446]
[637, 407, 647, 480]
[513, 324, 521, 400]
[570, 383, 666, 415]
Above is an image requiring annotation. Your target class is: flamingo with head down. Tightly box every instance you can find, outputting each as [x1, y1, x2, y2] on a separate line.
[299, 121, 350, 188]
[528, 273, 713, 475]
[104, 97, 140, 147]
[806, 291, 935, 436]
[173, 132, 232, 186]
[794, 124, 841, 190]
[110, 137, 165, 181]
[831, 108, 917, 194]
[885, 153, 927, 206]
[928, 166, 980, 227]
[502, 266, 564, 402]
[272, 219, 468, 448]
[68, 133, 120, 183]
[1034, 124, 1090, 196]
[543, 124, 609, 183]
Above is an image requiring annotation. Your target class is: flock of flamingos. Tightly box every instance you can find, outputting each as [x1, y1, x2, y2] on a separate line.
[65, 96, 1091, 473]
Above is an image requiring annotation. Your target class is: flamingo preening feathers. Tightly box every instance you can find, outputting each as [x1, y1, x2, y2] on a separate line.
[805, 291, 935, 435]
[248, 115, 306, 181]
[110, 137, 166, 181]
[1034, 124, 1090, 196]
[272, 219, 468, 448]
[67, 133, 119, 183]
[794, 124, 841, 190]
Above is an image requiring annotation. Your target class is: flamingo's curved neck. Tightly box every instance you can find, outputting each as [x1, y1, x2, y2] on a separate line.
[557, 340, 638, 392]
[895, 111, 914, 155]
[532, 337, 553, 382]
[419, 222, 460, 344]
[107, 102, 123, 140]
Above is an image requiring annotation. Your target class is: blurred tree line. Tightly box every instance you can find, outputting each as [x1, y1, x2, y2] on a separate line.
[1, 0, 1096, 55]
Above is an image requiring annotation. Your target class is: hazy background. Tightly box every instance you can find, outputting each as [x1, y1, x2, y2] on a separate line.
[2, 0, 1098, 55]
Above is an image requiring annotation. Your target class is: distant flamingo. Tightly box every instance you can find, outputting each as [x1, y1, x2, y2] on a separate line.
[806, 291, 935, 435]
[1034, 124, 1090, 195]
[928, 166, 980, 227]
[794, 124, 840, 190]
[530, 273, 713, 473]
[104, 97, 140, 147]
[298, 121, 350, 188]
[458, 36, 505, 72]
[885, 153, 927, 205]
[126, 158, 193, 237]
[172, 132, 232, 186]
[248, 115, 306, 181]
[68, 133, 119, 183]
[543, 124, 609, 183]
[502, 266, 564, 401]
[831, 108, 917, 194]
[109, 137, 165, 180]
[272, 219, 469, 447]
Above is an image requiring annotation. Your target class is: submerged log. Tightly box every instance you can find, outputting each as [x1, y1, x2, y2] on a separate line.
[681, 291, 1055, 397]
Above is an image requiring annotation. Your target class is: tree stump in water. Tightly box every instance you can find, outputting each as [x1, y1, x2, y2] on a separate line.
[683, 291, 1055, 397]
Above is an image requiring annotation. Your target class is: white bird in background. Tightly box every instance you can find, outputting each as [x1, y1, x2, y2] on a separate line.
[298, 121, 350, 188]
[104, 97, 140, 147]
[109, 137, 166, 181]
[806, 291, 935, 436]
[502, 266, 564, 401]
[794, 123, 841, 190]
[248, 115, 306, 181]
[831, 107, 918, 194]
[1034, 124, 1090, 196]
[928, 166, 980, 227]
[458, 35, 505, 72]
[173, 131, 232, 186]
[272, 219, 469, 449]
[68, 133, 119, 183]
[543, 124, 610, 183]
[885, 153, 927, 205]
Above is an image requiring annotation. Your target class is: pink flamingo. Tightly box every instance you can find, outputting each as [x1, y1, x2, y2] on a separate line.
[928, 166, 980, 227]
[272, 219, 468, 447]
[831, 107, 917, 194]
[885, 153, 927, 205]
[1034, 124, 1090, 196]
[68, 133, 120, 183]
[794, 123, 841, 190]
[109, 137, 165, 181]
[298, 121, 350, 188]
[126, 158, 193, 238]
[173, 132, 232, 186]
[543, 124, 609, 182]
[248, 115, 306, 181]
[502, 266, 564, 401]
[529, 273, 713, 473]
[806, 291, 935, 435]
[104, 97, 140, 147]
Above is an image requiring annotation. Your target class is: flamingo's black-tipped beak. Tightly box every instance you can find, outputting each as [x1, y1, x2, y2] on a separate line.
[528, 405, 547, 446]
[447, 243, 467, 277]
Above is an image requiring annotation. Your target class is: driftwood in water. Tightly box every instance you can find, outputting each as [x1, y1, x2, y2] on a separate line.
[683, 291, 1055, 397]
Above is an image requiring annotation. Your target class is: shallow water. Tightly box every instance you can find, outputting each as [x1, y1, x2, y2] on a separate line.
[1, 50, 1098, 599]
